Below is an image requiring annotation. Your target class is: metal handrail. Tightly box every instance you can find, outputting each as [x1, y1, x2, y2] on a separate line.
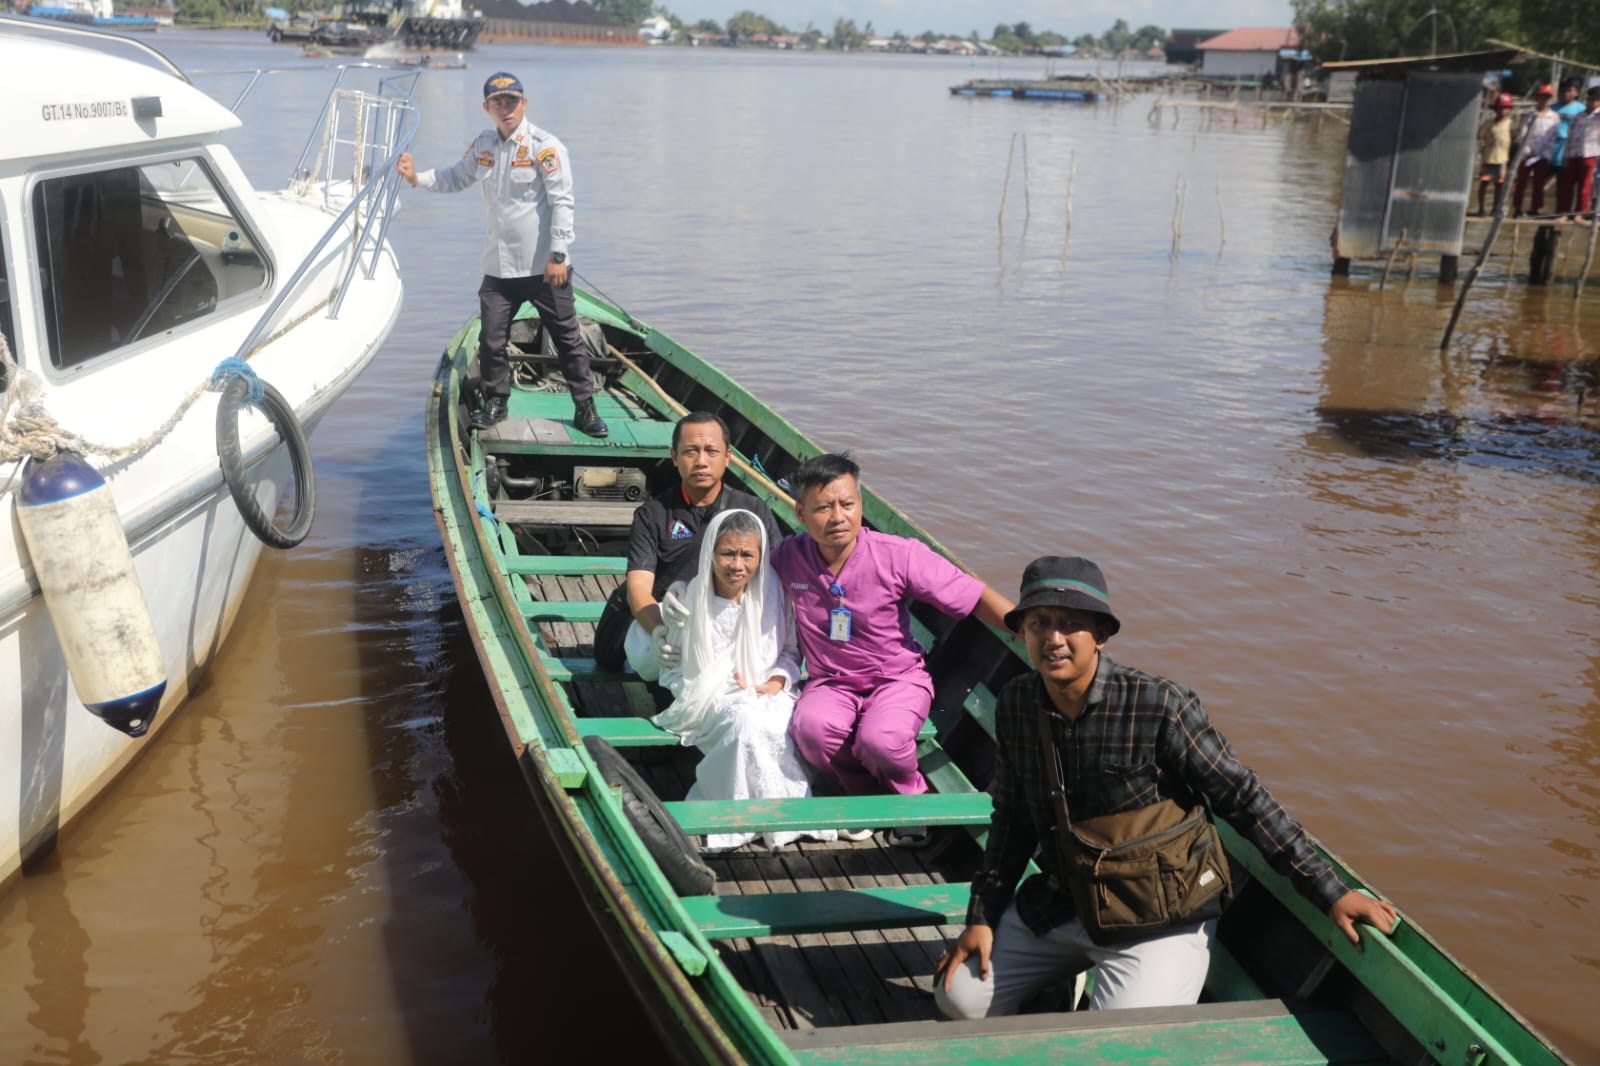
[223, 69, 421, 356]
[230, 108, 419, 355]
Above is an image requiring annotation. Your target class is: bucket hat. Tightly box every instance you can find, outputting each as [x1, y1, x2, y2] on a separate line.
[1004, 556, 1121, 636]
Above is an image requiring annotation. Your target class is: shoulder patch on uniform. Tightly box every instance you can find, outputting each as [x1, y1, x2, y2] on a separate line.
[537, 146, 559, 174]
[669, 520, 693, 540]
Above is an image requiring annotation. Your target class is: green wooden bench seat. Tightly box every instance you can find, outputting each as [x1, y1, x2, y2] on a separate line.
[576, 714, 939, 748]
[779, 1001, 1387, 1065]
[663, 792, 991, 835]
[682, 882, 968, 939]
[522, 600, 606, 623]
[540, 656, 628, 682]
[505, 555, 627, 576]
[682, 883, 1264, 1001]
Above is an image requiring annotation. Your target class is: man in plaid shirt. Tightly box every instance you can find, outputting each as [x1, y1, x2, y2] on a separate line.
[936, 556, 1397, 1018]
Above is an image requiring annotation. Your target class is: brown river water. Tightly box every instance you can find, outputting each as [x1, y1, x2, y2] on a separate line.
[2, 33, 1597, 1064]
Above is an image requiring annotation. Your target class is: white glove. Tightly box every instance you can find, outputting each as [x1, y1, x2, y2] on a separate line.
[651, 624, 681, 669]
[659, 584, 691, 629]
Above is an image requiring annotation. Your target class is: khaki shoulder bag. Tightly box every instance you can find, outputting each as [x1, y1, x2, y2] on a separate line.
[1034, 700, 1233, 945]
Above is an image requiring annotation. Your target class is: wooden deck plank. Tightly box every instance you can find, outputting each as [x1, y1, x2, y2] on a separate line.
[769, 849, 890, 1028]
[874, 833, 962, 960]
[492, 499, 644, 528]
[748, 850, 855, 1030]
[802, 845, 929, 1023]
[829, 845, 949, 1000]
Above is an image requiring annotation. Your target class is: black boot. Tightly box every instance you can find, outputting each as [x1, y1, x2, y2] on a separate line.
[471, 395, 508, 430]
[573, 396, 608, 438]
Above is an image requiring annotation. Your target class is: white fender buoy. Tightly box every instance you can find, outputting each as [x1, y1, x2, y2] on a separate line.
[17, 450, 167, 738]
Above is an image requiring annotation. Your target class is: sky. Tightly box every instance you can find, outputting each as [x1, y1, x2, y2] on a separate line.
[667, 0, 1298, 38]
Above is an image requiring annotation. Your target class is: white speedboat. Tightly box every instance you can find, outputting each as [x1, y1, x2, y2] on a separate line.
[0, 18, 413, 885]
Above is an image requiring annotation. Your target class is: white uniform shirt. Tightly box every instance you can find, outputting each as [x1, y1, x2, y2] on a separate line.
[416, 116, 575, 278]
[1567, 109, 1600, 160]
[1520, 108, 1562, 163]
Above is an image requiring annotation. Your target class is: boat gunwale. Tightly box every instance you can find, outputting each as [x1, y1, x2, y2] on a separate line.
[426, 316, 777, 1065]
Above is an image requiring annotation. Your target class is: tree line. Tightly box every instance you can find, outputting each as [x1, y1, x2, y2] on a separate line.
[1293, 0, 1590, 65]
[598, 5, 1168, 53]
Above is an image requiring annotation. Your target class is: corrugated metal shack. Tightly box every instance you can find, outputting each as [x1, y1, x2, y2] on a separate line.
[1327, 50, 1519, 282]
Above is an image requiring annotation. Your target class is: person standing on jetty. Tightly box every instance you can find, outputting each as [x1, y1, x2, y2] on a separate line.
[1512, 83, 1561, 218]
[1553, 78, 1586, 179]
[936, 556, 1398, 1017]
[397, 72, 607, 437]
[773, 453, 1014, 847]
[1559, 86, 1600, 220]
[1477, 92, 1515, 216]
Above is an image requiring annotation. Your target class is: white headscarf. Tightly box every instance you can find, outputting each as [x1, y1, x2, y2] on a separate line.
[654, 509, 785, 740]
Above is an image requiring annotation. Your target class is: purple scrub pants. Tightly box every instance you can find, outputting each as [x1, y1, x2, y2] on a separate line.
[788, 676, 930, 795]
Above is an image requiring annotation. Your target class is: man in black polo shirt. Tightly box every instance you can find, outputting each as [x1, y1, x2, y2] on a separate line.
[592, 411, 782, 679]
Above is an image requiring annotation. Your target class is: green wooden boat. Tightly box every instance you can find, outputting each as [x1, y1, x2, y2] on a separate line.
[425, 290, 1572, 1066]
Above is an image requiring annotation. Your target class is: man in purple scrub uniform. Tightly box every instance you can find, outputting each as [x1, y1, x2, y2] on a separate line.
[772, 454, 1014, 844]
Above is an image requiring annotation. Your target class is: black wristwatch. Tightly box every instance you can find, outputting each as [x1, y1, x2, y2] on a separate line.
[550, 252, 567, 264]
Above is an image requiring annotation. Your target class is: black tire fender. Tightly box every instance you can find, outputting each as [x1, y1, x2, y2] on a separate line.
[583, 735, 716, 897]
[216, 375, 316, 550]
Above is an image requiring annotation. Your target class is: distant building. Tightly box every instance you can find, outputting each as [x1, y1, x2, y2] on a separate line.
[1165, 27, 1227, 66]
[1196, 27, 1299, 80]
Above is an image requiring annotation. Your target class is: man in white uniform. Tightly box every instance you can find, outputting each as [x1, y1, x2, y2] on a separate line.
[398, 72, 606, 436]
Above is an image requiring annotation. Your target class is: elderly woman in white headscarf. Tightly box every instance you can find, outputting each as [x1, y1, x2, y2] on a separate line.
[654, 509, 834, 852]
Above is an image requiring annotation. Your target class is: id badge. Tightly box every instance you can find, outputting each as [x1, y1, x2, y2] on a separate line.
[829, 606, 852, 642]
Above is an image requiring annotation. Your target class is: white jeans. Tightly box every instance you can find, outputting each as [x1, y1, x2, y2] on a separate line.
[623, 620, 660, 682]
[935, 901, 1215, 1019]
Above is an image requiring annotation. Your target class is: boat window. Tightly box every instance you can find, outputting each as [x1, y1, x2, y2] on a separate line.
[32, 158, 269, 371]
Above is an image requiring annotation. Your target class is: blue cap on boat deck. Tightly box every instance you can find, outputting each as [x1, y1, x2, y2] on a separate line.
[483, 72, 525, 100]
[1004, 556, 1121, 636]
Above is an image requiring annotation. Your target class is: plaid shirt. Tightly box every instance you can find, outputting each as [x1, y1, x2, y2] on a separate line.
[967, 655, 1349, 935]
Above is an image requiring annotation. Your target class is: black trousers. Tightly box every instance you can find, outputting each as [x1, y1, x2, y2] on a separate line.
[591, 584, 631, 672]
[476, 273, 594, 402]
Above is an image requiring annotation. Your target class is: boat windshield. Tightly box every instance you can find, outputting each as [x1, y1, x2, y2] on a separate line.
[32, 157, 269, 370]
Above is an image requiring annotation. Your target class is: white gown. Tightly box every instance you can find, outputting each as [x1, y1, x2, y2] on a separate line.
[655, 594, 834, 852]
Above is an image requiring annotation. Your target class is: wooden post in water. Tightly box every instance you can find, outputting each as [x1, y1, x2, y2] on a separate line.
[1061, 149, 1076, 260]
[997, 132, 1017, 230]
[1216, 177, 1226, 252]
[1021, 132, 1031, 229]
[1380, 229, 1407, 290]
[1171, 175, 1187, 256]
[1442, 158, 1522, 350]
[1574, 205, 1600, 300]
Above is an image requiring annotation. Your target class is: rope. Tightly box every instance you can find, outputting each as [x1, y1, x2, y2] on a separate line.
[211, 357, 266, 406]
[0, 287, 331, 471]
[0, 332, 212, 465]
